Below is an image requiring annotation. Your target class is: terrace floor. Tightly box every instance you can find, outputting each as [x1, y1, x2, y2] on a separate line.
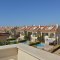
[0, 43, 60, 60]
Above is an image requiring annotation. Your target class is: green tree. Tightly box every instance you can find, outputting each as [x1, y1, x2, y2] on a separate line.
[24, 31, 28, 40]
[41, 34, 45, 42]
[9, 27, 20, 39]
[24, 31, 32, 41]
[27, 32, 32, 41]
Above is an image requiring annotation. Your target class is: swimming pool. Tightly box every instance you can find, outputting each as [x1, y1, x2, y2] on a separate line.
[35, 43, 45, 48]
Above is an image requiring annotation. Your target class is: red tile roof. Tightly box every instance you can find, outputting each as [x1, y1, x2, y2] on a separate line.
[17, 25, 58, 33]
[0, 25, 58, 33]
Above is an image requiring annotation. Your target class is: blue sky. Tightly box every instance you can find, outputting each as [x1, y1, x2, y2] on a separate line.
[0, 0, 60, 26]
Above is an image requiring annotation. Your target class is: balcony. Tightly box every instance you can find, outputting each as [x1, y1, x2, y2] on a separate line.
[0, 43, 60, 60]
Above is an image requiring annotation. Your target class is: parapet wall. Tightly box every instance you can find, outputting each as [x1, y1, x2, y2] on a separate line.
[17, 43, 60, 60]
[0, 44, 60, 60]
[0, 44, 18, 60]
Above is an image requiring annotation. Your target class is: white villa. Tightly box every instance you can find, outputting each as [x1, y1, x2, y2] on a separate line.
[17, 24, 60, 45]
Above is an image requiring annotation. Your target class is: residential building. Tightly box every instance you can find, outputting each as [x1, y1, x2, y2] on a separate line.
[17, 24, 60, 45]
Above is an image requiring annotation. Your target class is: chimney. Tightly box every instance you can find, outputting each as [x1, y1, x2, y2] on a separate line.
[26, 26, 27, 28]
[39, 25, 40, 28]
[56, 24, 58, 29]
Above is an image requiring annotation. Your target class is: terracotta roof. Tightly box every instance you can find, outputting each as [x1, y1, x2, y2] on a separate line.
[17, 25, 58, 33]
[0, 25, 58, 33]
[0, 27, 13, 33]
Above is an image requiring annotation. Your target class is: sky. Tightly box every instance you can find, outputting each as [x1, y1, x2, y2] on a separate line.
[0, 0, 60, 26]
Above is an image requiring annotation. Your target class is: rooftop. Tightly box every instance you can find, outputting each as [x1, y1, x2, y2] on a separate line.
[0, 43, 60, 60]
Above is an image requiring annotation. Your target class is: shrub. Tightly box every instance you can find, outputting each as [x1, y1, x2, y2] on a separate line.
[7, 38, 16, 41]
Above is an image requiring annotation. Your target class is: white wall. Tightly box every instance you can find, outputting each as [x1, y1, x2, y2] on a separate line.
[18, 49, 38, 60]
[31, 35, 37, 42]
